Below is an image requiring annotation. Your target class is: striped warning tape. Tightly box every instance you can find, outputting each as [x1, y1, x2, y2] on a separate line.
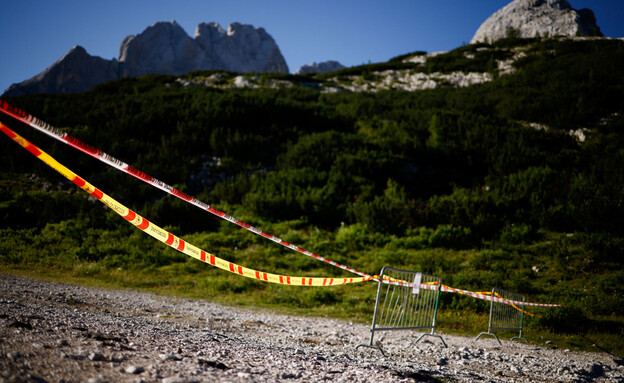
[439, 284, 560, 308]
[488, 291, 542, 317]
[383, 281, 559, 308]
[0, 106, 561, 307]
[0, 100, 373, 280]
[0, 122, 375, 286]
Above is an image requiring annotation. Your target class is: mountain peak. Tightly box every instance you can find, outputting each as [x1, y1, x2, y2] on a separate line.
[3, 45, 118, 97]
[4, 21, 289, 96]
[471, 0, 602, 44]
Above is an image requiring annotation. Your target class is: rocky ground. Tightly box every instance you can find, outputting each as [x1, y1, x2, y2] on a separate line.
[1, 273, 622, 383]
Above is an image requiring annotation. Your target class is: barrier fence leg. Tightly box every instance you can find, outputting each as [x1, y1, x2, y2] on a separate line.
[355, 329, 386, 357]
[415, 329, 448, 348]
[415, 282, 447, 348]
[474, 290, 502, 346]
[356, 269, 386, 356]
[511, 308, 528, 343]
[474, 331, 502, 346]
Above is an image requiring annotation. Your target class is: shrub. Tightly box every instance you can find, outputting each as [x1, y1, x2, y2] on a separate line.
[428, 224, 473, 249]
[537, 306, 590, 334]
[335, 223, 389, 251]
[500, 223, 533, 245]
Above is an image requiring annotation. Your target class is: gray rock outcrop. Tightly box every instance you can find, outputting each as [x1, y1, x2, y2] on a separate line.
[119, 21, 205, 77]
[471, 0, 602, 44]
[120, 21, 288, 77]
[295, 60, 345, 75]
[3, 46, 119, 97]
[194, 22, 289, 73]
[4, 21, 288, 96]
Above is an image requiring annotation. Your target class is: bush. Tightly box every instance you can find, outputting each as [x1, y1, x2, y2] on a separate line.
[500, 223, 533, 245]
[335, 223, 389, 251]
[537, 306, 590, 334]
[428, 224, 473, 249]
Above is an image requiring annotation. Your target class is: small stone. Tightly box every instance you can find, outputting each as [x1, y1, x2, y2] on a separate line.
[197, 359, 228, 370]
[159, 353, 182, 361]
[281, 372, 300, 379]
[510, 366, 523, 375]
[56, 339, 70, 347]
[6, 351, 20, 361]
[295, 348, 305, 355]
[126, 366, 145, 374]
[89, 352, 107, 362]
[161, 375, 195, 383]
[8, 320, 32, 330]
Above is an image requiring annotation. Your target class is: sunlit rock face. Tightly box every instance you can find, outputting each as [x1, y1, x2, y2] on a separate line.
[4, 21, 288, 96]
[471, 0, 602, 44]
[119, 21, 289, 77]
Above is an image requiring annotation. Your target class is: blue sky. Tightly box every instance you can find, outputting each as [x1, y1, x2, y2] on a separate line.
[1, 0, 623, 94]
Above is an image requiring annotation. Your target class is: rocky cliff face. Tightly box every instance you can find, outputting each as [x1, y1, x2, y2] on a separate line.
[3, 46, 120, 97]
[119, 21, 288, 77]
[4, 21, 288, 96]
[119, 21, 205, 78]
[471, 0, 602, 44]
[194, 22, 289, 73]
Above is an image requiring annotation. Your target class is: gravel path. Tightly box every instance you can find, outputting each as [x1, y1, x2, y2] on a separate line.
[1, 273, 622, 383]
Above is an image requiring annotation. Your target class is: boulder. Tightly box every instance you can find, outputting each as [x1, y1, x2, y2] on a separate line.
[471, 0, 602, 44]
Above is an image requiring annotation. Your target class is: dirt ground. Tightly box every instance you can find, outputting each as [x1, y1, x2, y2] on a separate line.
[1, 273, 622, 382]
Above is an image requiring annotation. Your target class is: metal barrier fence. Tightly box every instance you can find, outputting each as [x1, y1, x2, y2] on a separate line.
[356, 266, 447, 355]
[474, 287, 528, 345]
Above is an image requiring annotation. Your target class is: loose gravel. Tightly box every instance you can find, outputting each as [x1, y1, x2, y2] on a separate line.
[1, 273, 622, 382]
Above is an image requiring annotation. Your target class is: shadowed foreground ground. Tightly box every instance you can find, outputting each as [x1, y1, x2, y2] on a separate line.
[1, 273, 622, 382]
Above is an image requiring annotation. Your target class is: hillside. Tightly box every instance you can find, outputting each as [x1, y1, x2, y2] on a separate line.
[1, 36, 623, 355]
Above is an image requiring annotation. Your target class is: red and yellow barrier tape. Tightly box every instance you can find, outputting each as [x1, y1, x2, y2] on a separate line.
[487, 292, 543, 317]
[0, 100, 373, 280]
[440, 284, 559, 308]
[0, 122, 376, 286]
